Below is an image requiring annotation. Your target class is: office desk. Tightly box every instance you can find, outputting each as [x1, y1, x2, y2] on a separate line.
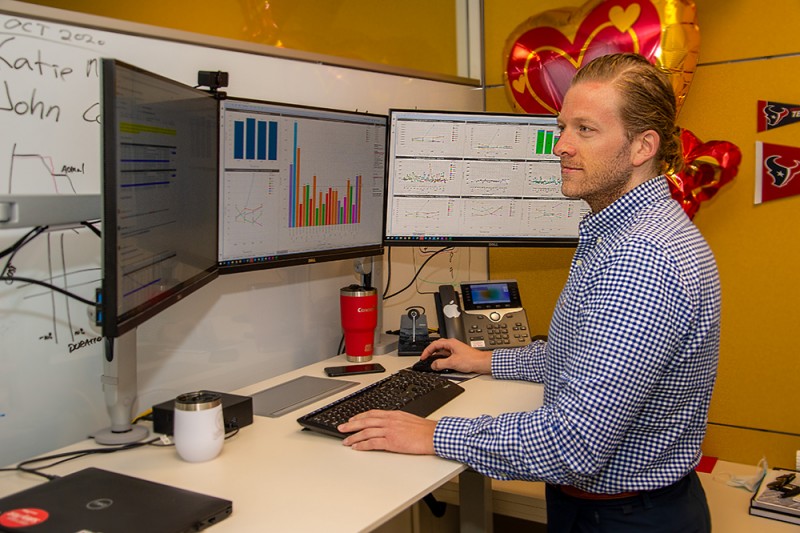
[0, 354, 542, 533]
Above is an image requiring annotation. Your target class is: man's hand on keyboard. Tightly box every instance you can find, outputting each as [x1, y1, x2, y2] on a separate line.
[339, 410, 436, 454]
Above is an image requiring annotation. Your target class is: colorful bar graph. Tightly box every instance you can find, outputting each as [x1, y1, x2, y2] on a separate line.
[535, 129, 559, 155]
[232, 118, 278, 161]
[288, 121, 362, 228]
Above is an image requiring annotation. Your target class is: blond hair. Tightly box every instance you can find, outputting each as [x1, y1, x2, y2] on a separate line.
[572, 53, 683, 174]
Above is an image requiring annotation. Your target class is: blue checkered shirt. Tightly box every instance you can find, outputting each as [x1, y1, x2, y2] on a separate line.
[433, 177, 720, 493]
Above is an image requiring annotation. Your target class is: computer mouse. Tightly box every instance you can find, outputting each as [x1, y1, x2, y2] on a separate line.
[411, 354, 454, 374]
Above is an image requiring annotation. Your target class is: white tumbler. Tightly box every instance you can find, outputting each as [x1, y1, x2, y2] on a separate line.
[173, 391, 224, 462]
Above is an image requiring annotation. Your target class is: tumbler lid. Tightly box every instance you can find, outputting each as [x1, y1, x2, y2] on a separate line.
[175, 391, 222, 411]
[340, 284, 377, 297]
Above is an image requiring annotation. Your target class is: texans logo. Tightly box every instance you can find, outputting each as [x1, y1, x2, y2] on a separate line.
[764, 105, 789, 128]
[757, 100, 800, 132]
[765, 155, 799, 188]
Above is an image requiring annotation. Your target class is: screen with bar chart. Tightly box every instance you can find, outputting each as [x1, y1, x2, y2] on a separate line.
[383, 110, 590, 247]
[218, 98, 387, 272]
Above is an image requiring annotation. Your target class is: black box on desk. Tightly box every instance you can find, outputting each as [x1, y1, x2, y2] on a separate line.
[152, 391, 254, 435]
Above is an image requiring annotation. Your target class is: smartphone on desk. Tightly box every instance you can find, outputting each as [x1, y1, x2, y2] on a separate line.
[324, 363, 386, 377]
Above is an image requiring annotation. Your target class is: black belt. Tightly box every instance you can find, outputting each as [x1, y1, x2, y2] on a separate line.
[553, 484, 639, 500]
[550, 472, 692, 501]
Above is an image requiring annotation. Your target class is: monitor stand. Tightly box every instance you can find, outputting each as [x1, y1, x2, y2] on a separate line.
[94, 328, 149, 445]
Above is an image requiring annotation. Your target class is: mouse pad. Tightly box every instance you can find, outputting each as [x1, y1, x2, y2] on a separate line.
[250, 376, 357, 417]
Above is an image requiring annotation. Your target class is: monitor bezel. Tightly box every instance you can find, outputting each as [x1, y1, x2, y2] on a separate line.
[383, 108, 583, 248]
[217, 96, 387, 275]
[100, 59, 219, 339]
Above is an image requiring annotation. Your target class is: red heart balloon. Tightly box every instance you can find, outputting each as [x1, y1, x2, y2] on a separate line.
[667, 129, 741, 219]
[504, 0, 699, 115]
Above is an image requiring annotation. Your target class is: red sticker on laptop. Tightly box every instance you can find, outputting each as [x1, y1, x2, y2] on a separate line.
[0, 508, 50, 528]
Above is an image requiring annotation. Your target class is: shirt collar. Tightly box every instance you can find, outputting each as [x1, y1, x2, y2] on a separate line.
[579, 176, 672, 238]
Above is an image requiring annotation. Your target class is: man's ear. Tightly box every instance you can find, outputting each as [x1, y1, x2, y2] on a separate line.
[631, 129, 659, 168]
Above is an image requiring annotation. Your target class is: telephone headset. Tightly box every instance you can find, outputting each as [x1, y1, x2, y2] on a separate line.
[398, 306, 431, 356]
[434, 280, 530, 350]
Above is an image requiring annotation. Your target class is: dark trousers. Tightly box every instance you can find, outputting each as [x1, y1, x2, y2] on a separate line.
[545, 471, 711, 533]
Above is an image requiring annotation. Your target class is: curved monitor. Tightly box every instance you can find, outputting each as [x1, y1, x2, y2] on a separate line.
[101, 59, 219, 339]
[217, 97, 387, 273]
[383, 109, 589, 247]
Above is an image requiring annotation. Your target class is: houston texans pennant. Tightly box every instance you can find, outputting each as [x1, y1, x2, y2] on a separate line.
[755, 141, 800, 204]
[757, 100, 800, 132]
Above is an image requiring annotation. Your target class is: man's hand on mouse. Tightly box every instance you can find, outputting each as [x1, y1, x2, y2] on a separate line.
[419, 338, 493, 375]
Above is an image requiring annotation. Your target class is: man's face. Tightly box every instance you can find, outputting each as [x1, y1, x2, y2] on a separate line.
[555, 81, 636, 213]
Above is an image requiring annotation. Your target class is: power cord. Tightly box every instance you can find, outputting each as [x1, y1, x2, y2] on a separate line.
[0, 439, 160, 481]
[0, 275, 96, 306]
[0, 421, 243, 480]
[0, 222, 100, 306]
[383, 246, 453, 301]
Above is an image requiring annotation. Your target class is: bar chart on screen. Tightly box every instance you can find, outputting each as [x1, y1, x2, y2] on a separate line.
[218, 98, 387, 267]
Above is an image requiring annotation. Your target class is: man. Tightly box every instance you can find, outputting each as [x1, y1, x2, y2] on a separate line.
[339, 53, 720, 532]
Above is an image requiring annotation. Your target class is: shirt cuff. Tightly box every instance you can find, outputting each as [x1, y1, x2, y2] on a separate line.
[433, 415, 485, 461]
[491, 347, 521, 379]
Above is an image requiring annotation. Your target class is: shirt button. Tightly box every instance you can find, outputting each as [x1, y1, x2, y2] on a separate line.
[575, 259, 583, 267]
[596, 237, 603, 244]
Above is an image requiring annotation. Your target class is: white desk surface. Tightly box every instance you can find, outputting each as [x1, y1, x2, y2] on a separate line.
[699, 460, 799, 532]
[2, 354, 791, 532]
[0, 353, 543, 533]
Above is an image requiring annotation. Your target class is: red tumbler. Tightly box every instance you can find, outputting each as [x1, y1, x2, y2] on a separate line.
[340, 285, 378, 362]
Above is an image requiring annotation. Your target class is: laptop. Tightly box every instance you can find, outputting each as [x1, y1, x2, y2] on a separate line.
[0, 467, 232, 532]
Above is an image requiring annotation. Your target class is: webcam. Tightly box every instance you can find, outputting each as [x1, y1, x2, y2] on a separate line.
[197, 70, 229, 98]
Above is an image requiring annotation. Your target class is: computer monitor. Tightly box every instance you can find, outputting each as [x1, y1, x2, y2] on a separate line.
[217, 97, 387, 273]
[383, 109, 590, 247]
[98, 59, 219, 443]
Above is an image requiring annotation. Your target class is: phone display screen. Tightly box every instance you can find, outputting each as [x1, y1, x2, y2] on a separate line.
[460, 280, 523, 311]
[468, 283, 511, 305]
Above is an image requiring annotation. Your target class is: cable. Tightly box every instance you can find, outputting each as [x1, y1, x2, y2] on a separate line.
[131, 408, 153, 425]
[0, 223, 99, 306]
[383, 246, 453, 301]
[0, 275, 96, 306]
[0, 226, 47, 261]
[9, 439, 160, 480]
[382, 247, 393, 299]
[82, 220, 101, 238]
[1, 226, 48, 280]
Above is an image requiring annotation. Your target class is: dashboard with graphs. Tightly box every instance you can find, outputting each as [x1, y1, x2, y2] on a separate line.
[218, 98, 388, 272]
[383, 110, 590, 247]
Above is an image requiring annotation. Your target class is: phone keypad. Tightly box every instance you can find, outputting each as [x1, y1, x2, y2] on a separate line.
[466, 316, 530, 347]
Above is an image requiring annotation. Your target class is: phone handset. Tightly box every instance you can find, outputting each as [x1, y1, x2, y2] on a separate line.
[436, 284, 467, 342]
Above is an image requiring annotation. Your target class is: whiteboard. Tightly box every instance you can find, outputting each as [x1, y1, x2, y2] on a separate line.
[0, 5, 482, 467]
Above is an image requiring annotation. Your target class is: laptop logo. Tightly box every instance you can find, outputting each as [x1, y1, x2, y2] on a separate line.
[86, 498, 114, 511]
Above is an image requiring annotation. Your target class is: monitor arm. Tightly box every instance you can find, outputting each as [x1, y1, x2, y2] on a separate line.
[94, 328, 149, 445]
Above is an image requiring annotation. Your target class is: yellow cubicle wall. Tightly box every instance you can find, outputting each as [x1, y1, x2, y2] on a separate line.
[484, 0, 800, 468]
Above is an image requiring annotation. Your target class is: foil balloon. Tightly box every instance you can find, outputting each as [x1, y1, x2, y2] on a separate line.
[239, 0, 282, 45]
[667, 129, 741, 219]
[504, 0, 700, 115]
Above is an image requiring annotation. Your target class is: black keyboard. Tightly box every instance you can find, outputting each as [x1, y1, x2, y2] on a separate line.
[297, 369, 465, 438]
